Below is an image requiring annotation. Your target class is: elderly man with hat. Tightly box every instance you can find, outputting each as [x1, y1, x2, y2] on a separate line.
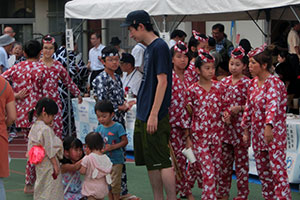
[0, 34, 15, 73]
[110, 36, 125, 57]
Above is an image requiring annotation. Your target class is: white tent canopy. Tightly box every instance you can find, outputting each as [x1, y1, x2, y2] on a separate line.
[65, 0, 300, 21]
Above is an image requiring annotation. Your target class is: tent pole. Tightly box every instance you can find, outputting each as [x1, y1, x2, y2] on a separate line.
[246, 11, 267, 38]
[172, 15, 187, 32]
[152, 17, 161, 32]
[163, 15, 167, 32]
[65, 18, 72, 137]
[290, 6, 300, 22]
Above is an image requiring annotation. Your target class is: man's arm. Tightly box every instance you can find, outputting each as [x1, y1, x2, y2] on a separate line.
[147, 73, 167, 134]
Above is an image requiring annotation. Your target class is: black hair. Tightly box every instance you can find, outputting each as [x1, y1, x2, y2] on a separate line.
[212, 23, 225, 32]
[95, 100, 114, 114]
[170, 44, 191, 69]
[24, 40, 41, 58]
[170, 43, 188, 58]
[85, 132, 104, 151]
[231, 50, 249, 65]
[188, 36, 200, 58]
[60, 136, 84, 164]
[239, 39, 252, 55]
[253, 45, 275, 71]
[291, 21, 300, 28]
[195, 52, 214, 69]
[101, 46, 119, 61]
[278, 50, 288, 59]
[131, 23, 154, 32]
[219, 60, 230, 72]
[208, 37, 216, 47]
[28, 97, 58, 122]
[91, 32, 101, 39]
[42, 35, 58, 51]
[13, 42, 23, 49]
[170, 29, 187, 39]
[153, 30, 160, 37]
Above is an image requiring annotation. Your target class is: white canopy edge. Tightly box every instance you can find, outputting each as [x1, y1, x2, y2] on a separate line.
[65, 0, 300, 21]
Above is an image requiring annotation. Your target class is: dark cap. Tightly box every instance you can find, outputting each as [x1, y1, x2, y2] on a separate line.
[120, 53, 135, 66]
[120, 10, 151, 27]
[110, 37, 121, 46]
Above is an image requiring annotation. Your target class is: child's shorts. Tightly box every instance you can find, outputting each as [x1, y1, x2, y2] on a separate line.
[134, 115, 172, 170]
[110, 164, 123, 194]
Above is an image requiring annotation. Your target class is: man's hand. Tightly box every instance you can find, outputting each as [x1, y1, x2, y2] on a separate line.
[147, 114, 158, 134]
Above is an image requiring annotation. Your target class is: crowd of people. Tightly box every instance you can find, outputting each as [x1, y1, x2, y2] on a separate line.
[0, 8, 299, 200]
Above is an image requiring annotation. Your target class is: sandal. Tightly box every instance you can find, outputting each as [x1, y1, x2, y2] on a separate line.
[120, 194, 142, 200]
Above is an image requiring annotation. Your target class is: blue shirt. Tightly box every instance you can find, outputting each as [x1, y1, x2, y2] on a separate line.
[95, 122, 126, 164]
[136, 38, 172, 122]
[92, 71, 125, 125]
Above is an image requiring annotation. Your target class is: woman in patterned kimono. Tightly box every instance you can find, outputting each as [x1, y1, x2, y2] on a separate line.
[169, 41, 196, 199]
[27, 98, 64, 200]
[2, 40, 46, 193]
[183, 49, 229, 200]
[54, 34, 89, 137]
[241, 44, 292, 200]
[40, 35, 82, 139]
[218, 46, 250, 200]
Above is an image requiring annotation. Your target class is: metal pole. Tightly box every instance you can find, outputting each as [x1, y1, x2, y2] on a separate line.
[65, 18, 72, 137]
[290, 6, 300, 22]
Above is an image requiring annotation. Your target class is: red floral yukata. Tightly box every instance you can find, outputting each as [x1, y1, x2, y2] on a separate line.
[2, 61, 45, 129]
[2, 61, 45, 186]
[184, 80, 228, 200]
[42, 60, 81, 139]
[218, 75, 250, 200]
[185, 61, 199, 86]
[241, 75, 291, 200]
[169, 71, 200, 197]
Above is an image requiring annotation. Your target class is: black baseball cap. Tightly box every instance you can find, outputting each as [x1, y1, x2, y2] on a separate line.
[120, 53, 135, 66]
[120, 10, 151, 27]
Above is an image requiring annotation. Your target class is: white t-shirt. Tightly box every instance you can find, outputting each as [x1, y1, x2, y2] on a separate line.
[88, 44, 105, 71]
[131, 43, 146, 72]
[169, 39, 177, 48]
[287, 28, 300, 55]
[121, 69, 143, 96]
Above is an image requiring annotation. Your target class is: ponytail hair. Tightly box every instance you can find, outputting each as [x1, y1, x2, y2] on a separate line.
[28, 97, 58, 122]
[252, 45, 275, 71]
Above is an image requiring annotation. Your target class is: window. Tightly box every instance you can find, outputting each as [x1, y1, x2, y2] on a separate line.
[0, 0, 35, 18]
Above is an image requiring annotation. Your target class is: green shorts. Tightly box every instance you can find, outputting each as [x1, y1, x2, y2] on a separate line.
[134, 115, 172, 170]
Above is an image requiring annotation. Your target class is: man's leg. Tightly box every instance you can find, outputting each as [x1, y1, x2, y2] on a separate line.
[148, 169, 164, 200]
[161, 167, 177, 200]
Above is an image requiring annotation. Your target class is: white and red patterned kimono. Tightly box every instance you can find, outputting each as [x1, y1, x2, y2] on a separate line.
[241, 75, 291, 200]
[218, 75, 250, 199]
[2, 61, 45, 128]
[169, 71, 198, 197]
[42, 60, 81, 139]
[185, 61, 199, 87]
[184, 80, 228, 200]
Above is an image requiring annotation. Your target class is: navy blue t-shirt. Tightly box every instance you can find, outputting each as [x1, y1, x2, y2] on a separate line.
[136, 38, 172, 122]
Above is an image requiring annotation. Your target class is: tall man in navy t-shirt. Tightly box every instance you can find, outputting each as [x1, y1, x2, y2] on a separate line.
[121, 10, 176, 200]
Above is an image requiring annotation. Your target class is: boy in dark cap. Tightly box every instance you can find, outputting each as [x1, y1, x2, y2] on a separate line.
[120, 53, 142, 97]
[121, 10, 176, 200]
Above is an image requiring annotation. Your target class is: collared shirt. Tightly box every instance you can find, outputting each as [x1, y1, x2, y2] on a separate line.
[0, 47, 8, 72]
[215, 37, 234, 57]
[121, 69, 143, 96]
[287, 28, 300, 55]
[88, 44, 105, 71]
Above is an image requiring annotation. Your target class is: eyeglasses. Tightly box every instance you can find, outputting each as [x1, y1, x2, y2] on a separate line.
[105, 58, 119, 63]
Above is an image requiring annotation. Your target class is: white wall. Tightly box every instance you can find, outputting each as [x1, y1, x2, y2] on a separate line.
[34, 0, 48, 37]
